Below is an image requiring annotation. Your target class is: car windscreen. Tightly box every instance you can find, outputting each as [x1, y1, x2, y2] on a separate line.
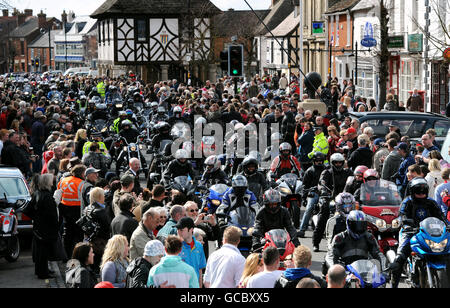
[363, 118, 426, 138]
[0, 177, 29, 200]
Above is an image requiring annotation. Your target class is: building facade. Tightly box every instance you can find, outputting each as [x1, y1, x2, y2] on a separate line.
[91, 0, 221, 84]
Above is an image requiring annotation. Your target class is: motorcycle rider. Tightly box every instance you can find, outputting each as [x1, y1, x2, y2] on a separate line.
[325, 210, 385, 272]
[201, 155, 229, 186]
[119, 119, 140, 144]
[251, 188, 300, 251]
[162, 149, 196, 188]
[344, 165, 369, 195]
[216, 175, 259, 230]
[151, 121, 172, 152]
[82, 132, 110, 159]
[269, 142, 301, 181]
[112, 111, 128, 134]
[325, 192, 357, 250]
[168, 106, 189, 126]
[149, 102, 159, 118]
[239, 155, 268, 201]
[389, 178, 448, 288]
[353, 169, 392, 203]
[312, 153, 353, 252]
[91, 103, 109, 122]
[152, 106, 169, 123]
[76, 95, 88, 112]
[298, 152, 327, 238]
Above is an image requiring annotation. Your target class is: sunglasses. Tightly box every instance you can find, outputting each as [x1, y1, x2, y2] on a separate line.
[189, 209, 199, 213]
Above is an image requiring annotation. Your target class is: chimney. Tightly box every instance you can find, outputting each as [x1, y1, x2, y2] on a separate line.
[61, 10, 67, 24]
[38, 10, 46, 29]
[2, 9, 8, 17]
[24, 9, 33, 17]
[17, 12, 25, 26]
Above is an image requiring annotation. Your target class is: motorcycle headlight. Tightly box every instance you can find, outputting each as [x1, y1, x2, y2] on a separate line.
[139, 144, 144, 150]
[123, 146, 128, 152]
[392, 218, 401, 229]
[375, 219, 387, 230]
[211, 200, 221, 206]
[425, 239, 448, 253]
[280, 187, 291, 195]
[116, 104, 123, 108]
[101, 127, 107, 133]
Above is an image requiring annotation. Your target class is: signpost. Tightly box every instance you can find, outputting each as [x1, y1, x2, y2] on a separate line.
[361, 22, 377, 48]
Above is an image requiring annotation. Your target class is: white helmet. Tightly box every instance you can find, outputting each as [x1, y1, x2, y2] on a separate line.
[204, 155, 221, 174]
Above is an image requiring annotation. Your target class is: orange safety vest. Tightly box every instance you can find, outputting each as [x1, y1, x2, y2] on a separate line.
[58, 176, 84, 207]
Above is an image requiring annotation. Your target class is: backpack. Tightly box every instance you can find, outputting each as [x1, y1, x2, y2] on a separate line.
[66, 260, 83, 288]
[76, 206, 100, 241]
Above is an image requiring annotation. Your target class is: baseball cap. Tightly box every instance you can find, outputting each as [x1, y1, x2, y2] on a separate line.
[175, 217, 195, 230]
[313, 126, 323, 132]
[345, 127, 357, 135]
[374, 138, 385, 147]
[120, 174, 135, 186]
[85, 168, 100, 177]
[395, 142, 409, 152]
[144, 240, 165, 257]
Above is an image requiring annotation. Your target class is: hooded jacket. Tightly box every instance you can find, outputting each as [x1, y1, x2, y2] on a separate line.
[147, 255, 199, 288]
[274, 268, 326, 288]
[381, 150, 403, 181]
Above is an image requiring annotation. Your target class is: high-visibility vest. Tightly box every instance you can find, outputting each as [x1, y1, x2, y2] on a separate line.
[58, 176, 84, 207]
[82, 141, 108, 156]
[97, 82, 106, 98]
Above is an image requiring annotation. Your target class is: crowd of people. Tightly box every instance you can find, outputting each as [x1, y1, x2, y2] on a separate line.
[0, 70, 449, 289]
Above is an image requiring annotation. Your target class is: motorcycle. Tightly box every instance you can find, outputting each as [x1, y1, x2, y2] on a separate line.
[0, 198, 26, 263]
[360, 179, 402, 266]
[216, 201, 259, 257]
[346, 259, 387, 288]
[200, 184, 230, 214]
[259, 229, 295, 270]
[276, 173, 303, 229]
[404, 217, 450, 288]
[115, 134, 148, 178]
[88, 119, 109, 137]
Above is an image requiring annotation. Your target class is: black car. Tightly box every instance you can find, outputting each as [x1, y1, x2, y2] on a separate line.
[351, 112, 450, 146]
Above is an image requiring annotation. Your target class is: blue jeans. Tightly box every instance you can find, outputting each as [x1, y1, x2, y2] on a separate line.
[300, 192, 319, 232]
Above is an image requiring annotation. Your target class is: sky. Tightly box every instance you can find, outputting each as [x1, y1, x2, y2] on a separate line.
[9, 0, 272, 18]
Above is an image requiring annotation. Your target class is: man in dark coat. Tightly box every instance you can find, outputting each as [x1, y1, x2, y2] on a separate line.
[347, 135, 373, 170]
[111, 194, 139, 243]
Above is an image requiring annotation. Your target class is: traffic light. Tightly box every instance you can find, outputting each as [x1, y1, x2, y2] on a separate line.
[228, 45, 243, 77]
[220, 50, 228, 72]
[31, 59, 35, 66]
[35, 59, 39, 67]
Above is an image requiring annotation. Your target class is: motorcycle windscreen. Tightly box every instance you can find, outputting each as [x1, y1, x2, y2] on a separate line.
[420, 217, 446, 238]
[173, 176, 190, 193]
[159, 140, 172, 153]
[346, 260, 385, 288]
[266, 229, 289, 250]
[230, 206, 254, 229]
[360, 180, 402, 206]
[280, 174, 298, 189]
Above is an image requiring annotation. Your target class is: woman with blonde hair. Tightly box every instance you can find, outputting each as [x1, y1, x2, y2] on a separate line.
[238, 253, 263, 288]
[343, 96, 353, 112]
[74, 129, 87, 159]
[425, 159, 444, 197]
[100, 234, 130, 288]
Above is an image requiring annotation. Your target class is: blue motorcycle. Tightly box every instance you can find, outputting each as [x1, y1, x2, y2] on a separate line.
[200, 184, 230, 214]
[405, 217, 450, 288]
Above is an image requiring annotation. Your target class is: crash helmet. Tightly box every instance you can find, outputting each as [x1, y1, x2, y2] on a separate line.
[232, 175, 248, 197]
[92, 96, 102, 104]
[204, 155, 221, 174]
[68, 91, 76, 99]
[126, 109, 133, 116]
[158, 122, 171, 134]
[97, 103, 107, 110]
[173, 106, 182, 117]
[363, 169, 379, 183]
[118, 111, 127, 118]
[50, 85, 57, 91]
[279, 142, 292, 158]
[175, 149, 189, 165]
[121, 119, 132, 127]
[109, 86, 117, 92]
[80, 95, 87, 101]
[313, 152, 326, 166]
[330, 153, 345, 171]
[241, 156, 259, 176]
[151, 102, 159, 109]
[248, 151, 262, 165]
[229, 120, 239, 127]
[346, 210, 367, 240]
[410, 177, 429, 199]
[157, 106, 166, 115]
[354, 166, 369, 180]
[335, 192, 356, 215]
[263, 188, 282, 214]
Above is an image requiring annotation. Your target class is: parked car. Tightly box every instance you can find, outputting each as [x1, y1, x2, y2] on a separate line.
[442, 129, 450, 163]
[351, 112, 450, 147]
[0, 166, 32, 232]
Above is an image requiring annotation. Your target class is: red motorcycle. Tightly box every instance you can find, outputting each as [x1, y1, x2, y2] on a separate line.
[261, 229, 296, 270]
[359, 179, 402, 265]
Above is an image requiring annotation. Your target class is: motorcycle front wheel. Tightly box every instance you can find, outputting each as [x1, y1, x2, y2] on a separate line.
[5, 236, 20, 262]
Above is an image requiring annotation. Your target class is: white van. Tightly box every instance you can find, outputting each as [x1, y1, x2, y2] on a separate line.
[63, 67, 95, 76]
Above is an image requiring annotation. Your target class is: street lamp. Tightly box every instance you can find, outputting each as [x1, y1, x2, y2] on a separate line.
[40, 21, 60, 72]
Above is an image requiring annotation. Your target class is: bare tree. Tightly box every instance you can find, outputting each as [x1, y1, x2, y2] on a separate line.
[378, 0, 390, 110]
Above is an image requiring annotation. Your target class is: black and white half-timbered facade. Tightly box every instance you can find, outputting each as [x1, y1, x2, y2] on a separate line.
[91, 0, 221, 83]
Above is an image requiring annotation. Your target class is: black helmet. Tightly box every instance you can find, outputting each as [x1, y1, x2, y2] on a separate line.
[241, 156, 259, 175]
[346, 210, 367, 240]
[410, 177, 429, 199]
[157, 122, 170, 134]
[313, 152, 326, 165]
[232, 175, 248, 197]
